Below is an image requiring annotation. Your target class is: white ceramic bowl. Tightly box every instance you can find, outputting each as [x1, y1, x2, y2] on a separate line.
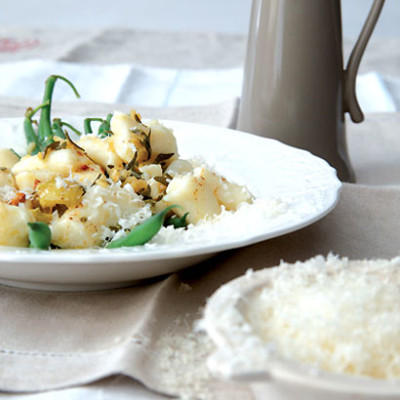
[201, 257, 400, 400]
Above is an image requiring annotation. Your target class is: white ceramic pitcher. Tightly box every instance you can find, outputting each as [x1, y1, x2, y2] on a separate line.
[237, 0, 385, 182]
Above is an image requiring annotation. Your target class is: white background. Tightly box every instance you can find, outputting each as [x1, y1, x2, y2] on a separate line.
[1, 0, 399, 37]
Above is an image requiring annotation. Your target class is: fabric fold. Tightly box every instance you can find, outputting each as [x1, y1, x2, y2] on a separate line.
[0, 60, 395, 110]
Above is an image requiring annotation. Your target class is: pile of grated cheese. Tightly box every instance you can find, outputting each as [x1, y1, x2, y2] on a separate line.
[244, 255, 400, 379]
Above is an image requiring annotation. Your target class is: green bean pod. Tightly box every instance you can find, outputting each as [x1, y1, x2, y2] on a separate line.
[106, 205, 180, 248]
[84, 118, 104, 135]
[52, 119, 82, 139]
[24, 117, 41, 155]
[164, 212, 189, 229]
[98, 113, 113, 138]
[60, 121, 82, 137]
[52, 118, 66, 139]
[24, 102, 49, 155]
[38, 75, 80, 144]
[28, 222, 52, 250]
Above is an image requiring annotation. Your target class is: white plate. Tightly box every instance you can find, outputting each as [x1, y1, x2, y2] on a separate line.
[0, 118, 342, 291]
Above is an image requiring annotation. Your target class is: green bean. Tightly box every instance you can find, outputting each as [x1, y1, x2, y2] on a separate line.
[27, 222, 52, 250]
[98, 113, 113, 138]
[38, 75, 80, 144]
[164, 212, 189, 229]
[60, 121, 82, 136]
[52, 118, 66, 139]
[106, 205, 180, 248]
[84, 118, 104, 135]
[98, 122, 108, 137]
[52, 119, 82, 139]
[24, 102, 50, 155]
[24, 118, 40, 155]
[23, 76, 81, 155]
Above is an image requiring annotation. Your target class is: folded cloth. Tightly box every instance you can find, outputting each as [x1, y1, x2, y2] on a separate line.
[0, 60, 396, 111]
[0, 183, 399, 400]
[0, 60, 243, 107]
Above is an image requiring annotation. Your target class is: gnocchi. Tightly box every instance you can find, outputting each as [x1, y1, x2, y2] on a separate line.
[0, 110, 253, 248]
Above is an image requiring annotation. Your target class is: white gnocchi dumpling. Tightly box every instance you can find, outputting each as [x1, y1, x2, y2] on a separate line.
[0, 149, 20, 169]
[0, 202, 32, 247]
[160, 166, 252, 224]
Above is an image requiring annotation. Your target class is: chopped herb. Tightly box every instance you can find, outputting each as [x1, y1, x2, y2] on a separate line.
[9, 148, 21, 159]
[140, 127, 152, 161]
[138, 184, 151, 199]
[130, 125, 152, 161]
[65, 132, 89, 155]
[154, 176, 169, 186]
[125, 152, 138, 171]
[154, 153, 174, 164]
[125, 152, 142, 178]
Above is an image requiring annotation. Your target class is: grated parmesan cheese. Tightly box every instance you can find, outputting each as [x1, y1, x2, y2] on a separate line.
[0, 185, 18, 203]
[244, 255, 400, 379]
[153, 313, 215, 400]
[54, 175, 68, 189]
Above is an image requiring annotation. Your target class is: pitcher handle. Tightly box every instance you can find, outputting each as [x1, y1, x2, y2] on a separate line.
[343, 0, 385, 123]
